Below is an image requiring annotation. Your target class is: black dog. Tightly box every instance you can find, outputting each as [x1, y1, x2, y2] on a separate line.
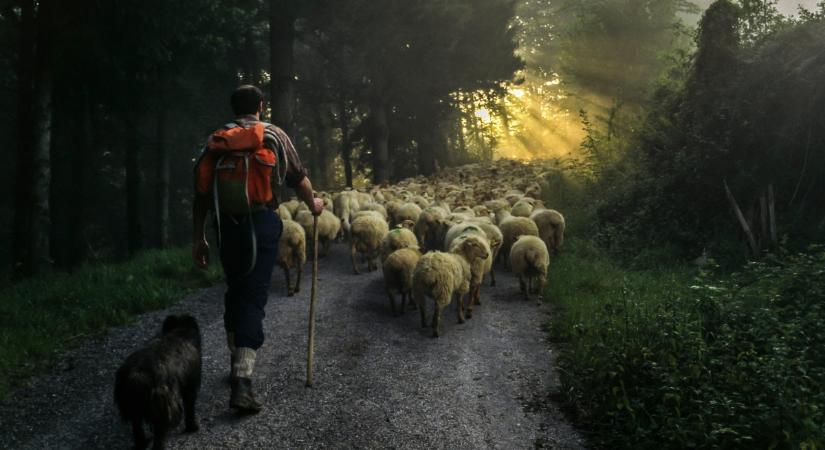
[114, 314, 202, 450]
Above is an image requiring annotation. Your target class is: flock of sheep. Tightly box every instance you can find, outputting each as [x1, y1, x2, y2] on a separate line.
[274, 160, 565, 337]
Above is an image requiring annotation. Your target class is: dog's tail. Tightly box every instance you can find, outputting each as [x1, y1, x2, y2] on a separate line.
[149, 384, 183, 428]
[114, 369, 182, 427]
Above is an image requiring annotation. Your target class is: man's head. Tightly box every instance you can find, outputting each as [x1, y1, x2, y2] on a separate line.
[231, 85, 264, 117]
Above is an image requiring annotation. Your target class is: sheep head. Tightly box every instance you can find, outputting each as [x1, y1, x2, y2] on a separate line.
[455, 235, 490, 261]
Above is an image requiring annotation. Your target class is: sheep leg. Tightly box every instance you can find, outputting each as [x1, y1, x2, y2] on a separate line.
[466, 286, 476, 319]
[530, 276, 539, 294]
[432, 299, 444, 338]
[534, 275, 546, 302]
[417, 292, 428, 328]
[405, 291, 418, 311]
[521, 275, 531, 301]
[489, 267, 496, 288]
[457, 294, 466, 324]
[283, 267, 293, 296]
[351, 243, 361, 274]
[400, 291, 408, 314]
[387, 288, 398, 316]
[295, 264, 302, 293]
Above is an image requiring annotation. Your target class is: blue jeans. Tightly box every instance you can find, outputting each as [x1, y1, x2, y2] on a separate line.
[218, 209, 282, 350]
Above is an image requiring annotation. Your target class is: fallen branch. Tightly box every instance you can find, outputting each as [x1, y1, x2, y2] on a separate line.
[724, 179, 759, 256]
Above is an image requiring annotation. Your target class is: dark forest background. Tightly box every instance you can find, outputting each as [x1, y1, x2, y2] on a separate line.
[1, 0, 824, 279]
[0, 0, 522, 277]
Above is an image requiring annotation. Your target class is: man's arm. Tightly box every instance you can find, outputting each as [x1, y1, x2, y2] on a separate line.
[192, 193, 211, 268]
[264, 124, 323, 215]
[294, 176, 324, 216]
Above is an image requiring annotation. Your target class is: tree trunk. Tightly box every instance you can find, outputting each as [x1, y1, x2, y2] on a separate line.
[370, 98, 390, 184]
[125, 117, 143, 256]
[242, 29, 260, 85]
[337, 95, 353, 188]
[68, 84, 92, 266]
[34, 71, 53, 273]
[12, 0, 53, 277]
[156, 74, 170, 248]
[416, 113, 438, 176]
[312, 108, 330, 189]
[269, 0, 295, 135]
[457, 114, 467, 157]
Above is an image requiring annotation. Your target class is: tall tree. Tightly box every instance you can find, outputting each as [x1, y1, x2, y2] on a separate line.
[12, 0, 54, 277]
[270, 0, 297, 134]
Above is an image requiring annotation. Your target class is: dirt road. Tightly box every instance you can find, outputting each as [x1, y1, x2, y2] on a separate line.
[0, 242, 584, 449]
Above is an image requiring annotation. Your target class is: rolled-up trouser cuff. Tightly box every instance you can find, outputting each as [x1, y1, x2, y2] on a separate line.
[231, 347, 256, 379]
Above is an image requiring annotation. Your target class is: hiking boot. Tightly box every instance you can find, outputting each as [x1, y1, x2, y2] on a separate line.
[230, 377, 262, 413]
[229, 347, 262, 413]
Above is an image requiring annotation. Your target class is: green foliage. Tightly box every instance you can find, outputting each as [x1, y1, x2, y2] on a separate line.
[0, 248, 221, 398]
[548, 0, 696, 112]
[587, 4, 825, 257]
[549, 239, 825, 448]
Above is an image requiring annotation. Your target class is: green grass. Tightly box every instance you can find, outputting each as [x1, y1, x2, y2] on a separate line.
[0, 248, 222, 399]
[547, 238, 825, 448]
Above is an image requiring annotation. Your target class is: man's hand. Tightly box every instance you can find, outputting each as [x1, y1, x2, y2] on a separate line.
[311, 198, 324, 216]
[192, 239, 210, 269]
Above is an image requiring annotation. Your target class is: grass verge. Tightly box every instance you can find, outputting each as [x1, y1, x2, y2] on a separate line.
[0, 248, 222, 399]
[547, 237, 825, 448]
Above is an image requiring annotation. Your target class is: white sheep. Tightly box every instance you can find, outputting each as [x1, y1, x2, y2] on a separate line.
[295, 209, 341, 257]
[447, 232, 492, 319]
[379, 226, 419, 263]
[466, 219, 503, 287]
[413, 235, 489, 337]
[333, 191, 360, 241]
[393, 202, 422, 228]
[384, 200, 402, 225]
[355, 191, 373, 207]
[277, 219, 306, 296]
[276, 204, 292, 221]
[350, 213, 390, 274]
[359, 202, 388, 221]
[382, 247, 422, 316]
[511, 199, 534, 217]
[498, 213, 540, 268]
[509, 235, 550, 301]
[282, 199, 302, 217]
[414, 206, 450, 252]
[530, 209, 565, 254]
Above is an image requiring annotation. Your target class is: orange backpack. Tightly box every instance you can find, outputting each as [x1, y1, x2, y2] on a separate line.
[194, 121, 288, 273]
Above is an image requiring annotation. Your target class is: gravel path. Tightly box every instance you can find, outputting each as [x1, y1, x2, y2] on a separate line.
[0, 242, 584, 449]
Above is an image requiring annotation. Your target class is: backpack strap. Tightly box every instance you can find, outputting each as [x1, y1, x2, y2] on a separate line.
[261, 123, 289, 187]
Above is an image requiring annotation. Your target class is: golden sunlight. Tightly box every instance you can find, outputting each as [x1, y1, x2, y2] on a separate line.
[474, 108, 493, 124]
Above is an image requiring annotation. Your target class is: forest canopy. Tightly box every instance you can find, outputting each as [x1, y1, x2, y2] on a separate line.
[1, 0, 824, 277]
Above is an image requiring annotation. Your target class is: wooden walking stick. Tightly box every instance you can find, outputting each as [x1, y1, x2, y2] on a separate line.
[306, 213, 320, 387]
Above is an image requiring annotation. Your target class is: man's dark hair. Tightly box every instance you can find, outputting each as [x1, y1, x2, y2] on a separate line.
[231, 85, 264, 116]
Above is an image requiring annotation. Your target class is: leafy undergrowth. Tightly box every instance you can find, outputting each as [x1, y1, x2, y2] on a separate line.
[547, 238, 825, 448]
[0, 248, 222, 399]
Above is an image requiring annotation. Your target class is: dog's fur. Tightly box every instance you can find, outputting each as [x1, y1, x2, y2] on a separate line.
[114, 314, 202, 450]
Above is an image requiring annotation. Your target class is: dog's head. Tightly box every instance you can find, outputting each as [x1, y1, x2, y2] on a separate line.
[161, 314, 200, 335]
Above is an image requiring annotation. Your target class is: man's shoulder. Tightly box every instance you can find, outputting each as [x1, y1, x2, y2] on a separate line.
[259, 122, 287, 135]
